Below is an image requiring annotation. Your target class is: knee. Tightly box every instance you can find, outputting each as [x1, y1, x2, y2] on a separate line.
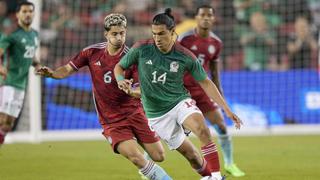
[127, 153, 145, 167]
[197, 126, 211, 139]
[150, 151, 165, 162]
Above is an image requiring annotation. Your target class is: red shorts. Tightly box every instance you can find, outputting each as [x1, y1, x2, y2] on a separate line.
[189, 88, 219, 113]
[102, 111, 159, 153]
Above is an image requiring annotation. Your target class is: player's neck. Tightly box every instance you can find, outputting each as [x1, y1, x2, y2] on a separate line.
[196, 27, 210, 38]
[18, 22, 31, 31]
[107, 45, 122, 56]
[159, 40, 175, 54]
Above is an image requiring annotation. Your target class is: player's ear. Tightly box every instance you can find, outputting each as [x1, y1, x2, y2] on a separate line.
[171, 28, 175, 35]
[104, 31, 108, 37]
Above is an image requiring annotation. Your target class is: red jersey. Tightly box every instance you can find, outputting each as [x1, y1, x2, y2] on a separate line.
[69, 42, 143, 124]
[178, 29, 222, 90]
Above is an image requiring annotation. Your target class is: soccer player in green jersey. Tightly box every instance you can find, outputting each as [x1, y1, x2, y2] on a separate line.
[0, 1, 40, 145]
[115, 8, 242, 180]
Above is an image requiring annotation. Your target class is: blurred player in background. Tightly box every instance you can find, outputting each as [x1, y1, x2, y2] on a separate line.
[0, 1, 40, 146]
[115, 8, 242, 180]
[37, 13, 172, 180]
[178, 5, 245, 177]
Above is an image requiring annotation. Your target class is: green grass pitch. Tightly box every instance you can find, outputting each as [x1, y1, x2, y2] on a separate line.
[1, 135, 319, 180]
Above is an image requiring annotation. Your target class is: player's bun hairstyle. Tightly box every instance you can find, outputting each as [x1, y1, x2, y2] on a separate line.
[196, 4, 215, 15]
[104, 13, 127, 31]
[152, 8, 175, 30]
[16, 1, 34, 12]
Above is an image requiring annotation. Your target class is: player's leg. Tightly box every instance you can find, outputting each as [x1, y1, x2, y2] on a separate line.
[117, 139, 149, 168]
[147, 102, 212, 178]
[104, 116, 172, 180]
[116, 140, 171, 180]
[0, 86, 24, 145]
[132, 112, 166, 163]
[182, 112, 222, 179]
[141, 142, 165, 162]
[0, 113, 15, 144]
[204, 109, 245, 177]
[176, 138, 211, 176]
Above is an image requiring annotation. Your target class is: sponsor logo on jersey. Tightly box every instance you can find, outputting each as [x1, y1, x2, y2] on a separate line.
[94, 61, 101, 66]
[208, 45, 216, 54]
[146, 60, 153, 65]
[170, 61, 179, 72]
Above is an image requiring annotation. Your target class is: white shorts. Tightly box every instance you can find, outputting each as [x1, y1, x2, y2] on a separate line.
[148, 98, 203, 150]
[0, 86, 25, 118]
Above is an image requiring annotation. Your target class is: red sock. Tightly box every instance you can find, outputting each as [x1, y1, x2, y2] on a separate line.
[194, 158, 211, 176]
[201, 142, 220, 172]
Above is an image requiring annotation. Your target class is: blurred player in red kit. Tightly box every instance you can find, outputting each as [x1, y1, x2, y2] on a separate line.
[178, 5, 245, 177]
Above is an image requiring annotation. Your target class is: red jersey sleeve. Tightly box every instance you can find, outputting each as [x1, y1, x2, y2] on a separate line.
[68, 49, 92, 71]
[211, 42, 222, 62]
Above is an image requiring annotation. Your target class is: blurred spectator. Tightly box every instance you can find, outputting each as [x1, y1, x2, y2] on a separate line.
[308, 0, 320, 28]
[233, 0, 281, 27]
[278, 0, 311, 23]
[49, 4, 79, 30]
[240, 12, 276, 71]
[0, 1, 14, 36]
[287, 17, 318, 69]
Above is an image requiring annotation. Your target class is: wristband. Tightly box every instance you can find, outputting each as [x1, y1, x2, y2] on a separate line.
[115, 74, 125, 81]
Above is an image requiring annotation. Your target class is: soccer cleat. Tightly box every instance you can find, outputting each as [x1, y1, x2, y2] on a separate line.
[200, 175, 226, 180]
[224, 164, 245, 177]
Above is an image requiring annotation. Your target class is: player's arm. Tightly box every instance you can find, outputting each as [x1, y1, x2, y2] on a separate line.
[209, 60, 224, 96]
[114, 63, 133, 92]
[36, 64, 75, 79]
[198, 77, 242, 129]
[189, 56, 242, 128]
[32, 59, 41, 69]
[114, 47, 139, 92]
[0, 48, 7, 78]
[125, 84, 141, 98]
[0, 34, 12, 78]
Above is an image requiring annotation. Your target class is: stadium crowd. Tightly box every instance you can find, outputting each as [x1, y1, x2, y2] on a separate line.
[1, 0, 318, 70]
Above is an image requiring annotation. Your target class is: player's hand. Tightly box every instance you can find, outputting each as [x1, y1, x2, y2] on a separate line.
[226, 111, 243, 129]
[36, 66, 54, 77]
[0, 66, 7, 79]
[117, 79, 133, 92]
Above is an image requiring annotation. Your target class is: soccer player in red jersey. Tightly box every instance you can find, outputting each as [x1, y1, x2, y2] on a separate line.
[178, 5, 245, 177]
[37, 13, 172, 180]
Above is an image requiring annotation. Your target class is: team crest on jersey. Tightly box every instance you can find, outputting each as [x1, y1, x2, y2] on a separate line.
[21, 38, 26, 43]
[191, 45, 198, 51]
[208, 45, 216, 54]
[170, 61, 179, 72]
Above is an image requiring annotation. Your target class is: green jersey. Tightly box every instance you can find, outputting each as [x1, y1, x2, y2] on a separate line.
[120, 39, 207, 118]
[0, 26, 39, 90]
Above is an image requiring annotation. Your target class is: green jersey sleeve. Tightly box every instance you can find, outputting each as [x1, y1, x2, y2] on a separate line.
[187, 57, 207, 81]
[119, 48, 139, 69]
[0, 34, 13, 51]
